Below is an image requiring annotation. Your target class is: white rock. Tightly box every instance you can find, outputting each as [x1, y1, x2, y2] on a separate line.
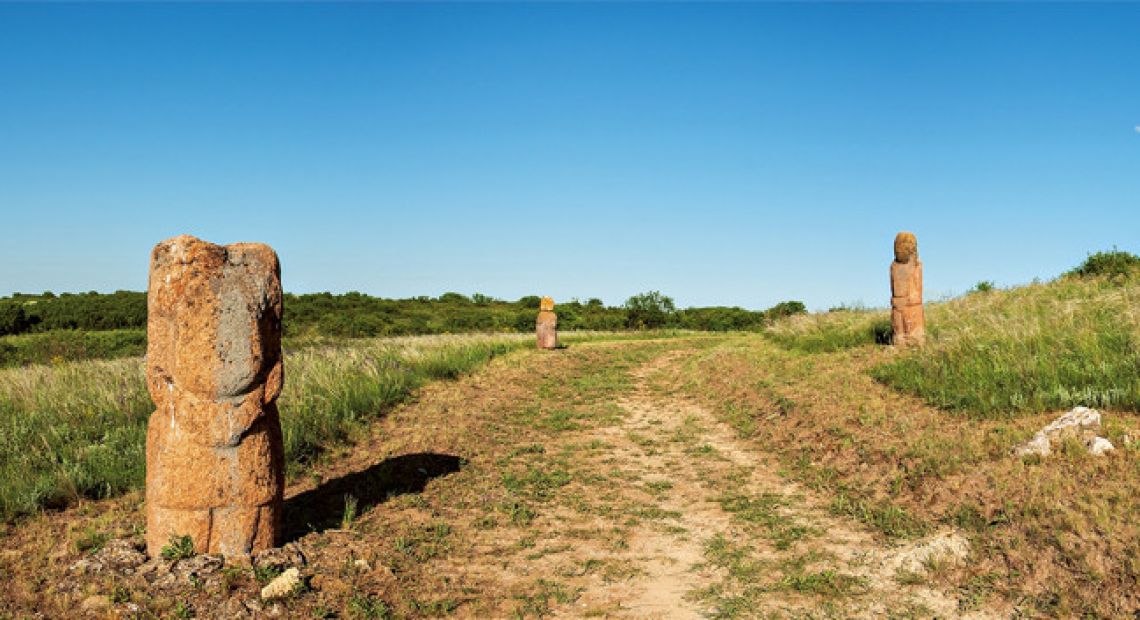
[1015, 407, 1104, 457]
[1038, 406, 1101, 437]
[260, 567, 302, 600]
[1015, 434, 1052, 458]
[1087, 436, 1115, 455]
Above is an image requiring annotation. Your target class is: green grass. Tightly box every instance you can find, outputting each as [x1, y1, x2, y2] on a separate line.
[873, 273, 1140, 416]
[0, 329, 146, 368]
[0, 334, 533, 520]
[717, 492, 814, 550]
[777, 568, 866, 597]
[765, 309, 892, 353]
[767, 267, 1140, 417]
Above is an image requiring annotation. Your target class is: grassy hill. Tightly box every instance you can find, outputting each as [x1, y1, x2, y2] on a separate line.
[669, 250, 1140, 616]
[768, 249, 1140, 416]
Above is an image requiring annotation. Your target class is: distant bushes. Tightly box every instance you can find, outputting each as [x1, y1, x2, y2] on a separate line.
[0, 290, 806, 347]
[624, 291, 676, 329]
[970, 280, 996, 294]
[1, 291, 146, 335]
[1066, 249, 1140, 279]
[674, 307, 772, 332]
[0, 302, 31, 336]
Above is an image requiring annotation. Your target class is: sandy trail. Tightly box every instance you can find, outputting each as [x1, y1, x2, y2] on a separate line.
[560, 350, 999, 619]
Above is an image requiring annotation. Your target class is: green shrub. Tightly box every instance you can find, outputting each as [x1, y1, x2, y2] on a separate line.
[0, 302, 30, 336]
[1066, 249, 1140, 279]
[971, 281, 995, 293]
[765, 300, 807, 320]
[161, 535, 195, 560]
[624, 291, 676, 329]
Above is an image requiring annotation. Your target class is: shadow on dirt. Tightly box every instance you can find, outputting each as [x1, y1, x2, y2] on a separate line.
[281, 452, 463, 542]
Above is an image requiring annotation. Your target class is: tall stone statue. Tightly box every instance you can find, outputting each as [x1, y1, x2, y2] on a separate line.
[145, 235, 285, 558]
[536, 296, 558, 350]
[890, 231, 925, 346]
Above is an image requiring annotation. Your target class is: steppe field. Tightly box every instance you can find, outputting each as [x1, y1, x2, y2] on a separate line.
[3, 254, 1140, 619]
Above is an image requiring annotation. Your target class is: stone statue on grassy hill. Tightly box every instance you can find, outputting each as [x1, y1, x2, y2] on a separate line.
[536, 296, 558, 350]
[145, 235, 285, 558]
[890, 231, 925, 346]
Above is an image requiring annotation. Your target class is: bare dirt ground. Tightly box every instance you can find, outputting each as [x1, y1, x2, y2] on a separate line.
[0, 337, 1005, 618]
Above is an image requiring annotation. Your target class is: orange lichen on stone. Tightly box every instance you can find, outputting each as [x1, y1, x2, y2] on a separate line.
[890, 231, 925, 346]
[536, 297, 557, 350]
[145, 235, 285, 558]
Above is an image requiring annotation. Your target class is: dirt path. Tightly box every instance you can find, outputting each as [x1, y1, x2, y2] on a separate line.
[552, 349, 1000, 619]
[0, 338, 1005, 618]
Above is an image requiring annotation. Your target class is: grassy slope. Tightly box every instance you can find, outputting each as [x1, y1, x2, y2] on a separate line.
[770, 273, 1140, 416]
[680, 273, 1140, 616]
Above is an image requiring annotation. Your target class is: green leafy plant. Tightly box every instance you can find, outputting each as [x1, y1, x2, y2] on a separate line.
[160, 534, 195, 560]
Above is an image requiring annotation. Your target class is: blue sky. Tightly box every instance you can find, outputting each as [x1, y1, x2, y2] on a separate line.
[1, 3, 1137, 311]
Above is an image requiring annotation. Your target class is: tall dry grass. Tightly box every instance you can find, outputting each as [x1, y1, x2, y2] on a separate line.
[0, 333, 535, 520]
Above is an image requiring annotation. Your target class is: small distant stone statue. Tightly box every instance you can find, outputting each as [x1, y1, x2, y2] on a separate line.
[145, 235, 285, 558]
[536, 296, 558, 350]
[890, 232, 925, 346]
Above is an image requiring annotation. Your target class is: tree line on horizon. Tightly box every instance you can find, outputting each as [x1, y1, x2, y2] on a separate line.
[0, 289, 806, 338]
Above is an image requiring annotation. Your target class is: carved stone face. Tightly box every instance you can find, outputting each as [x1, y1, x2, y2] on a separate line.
[540, 296, 555, 312]
[894, 232, 918, 263]
[147, 236, 282, 402]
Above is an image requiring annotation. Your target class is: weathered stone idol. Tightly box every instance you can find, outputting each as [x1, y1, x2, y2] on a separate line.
[145, 235, 285, 558]
[536, 296, 558, 350]
[890, 232, 925, 346]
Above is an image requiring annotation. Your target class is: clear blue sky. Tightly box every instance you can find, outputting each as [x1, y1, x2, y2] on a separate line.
[1, 3, 1137, 311]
